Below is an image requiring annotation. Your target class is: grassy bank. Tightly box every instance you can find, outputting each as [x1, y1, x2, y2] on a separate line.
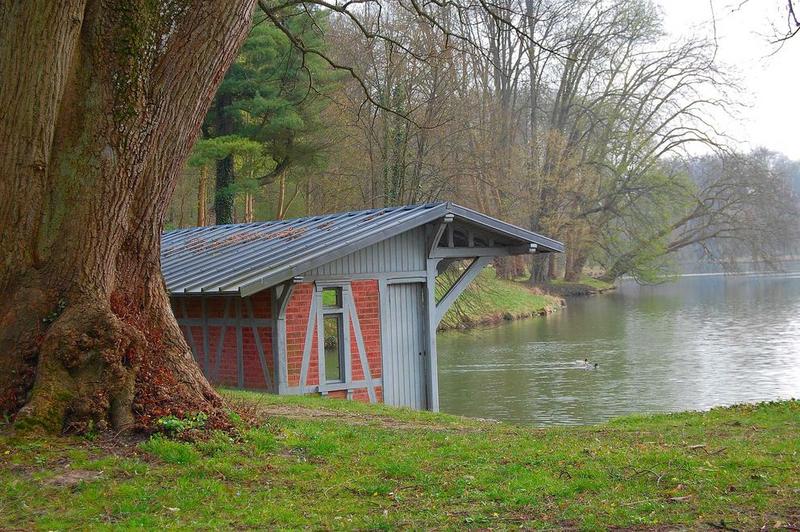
[1, 393, 798, 530]
[438, 268, 563, 330]
[548, 275, 616, 296]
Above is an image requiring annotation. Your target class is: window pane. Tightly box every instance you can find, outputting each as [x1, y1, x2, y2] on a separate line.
[322, 287, 342, 308]
[324, 315, 343, 382]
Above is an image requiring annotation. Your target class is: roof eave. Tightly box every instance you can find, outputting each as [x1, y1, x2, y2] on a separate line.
[447, 204, 565, 253]
[162, 202, 564, 297]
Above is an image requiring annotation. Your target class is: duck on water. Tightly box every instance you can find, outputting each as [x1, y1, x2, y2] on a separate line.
[575, 359, 599, 370]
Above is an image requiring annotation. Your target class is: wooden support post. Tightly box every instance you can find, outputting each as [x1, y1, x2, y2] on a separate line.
[315, 286, 327, 395]
[424, 258, 441, 412]
[377, 278, 389, 399]
[273, 281, 295, 394]
[342, 285, 353, 400]
[270, 287, 280, 392]
[235, 298, 244, 388]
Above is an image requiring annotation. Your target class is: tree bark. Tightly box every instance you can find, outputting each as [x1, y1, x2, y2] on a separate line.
[547, 253, 557, 281]
[564, 248, 588, 282]
[0, 0, 256, 433]
[214, 157, 236, 224]
[244, 192, 254, 222]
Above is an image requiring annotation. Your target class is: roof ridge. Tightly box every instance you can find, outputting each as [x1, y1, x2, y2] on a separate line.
[162, 201, 447, 235]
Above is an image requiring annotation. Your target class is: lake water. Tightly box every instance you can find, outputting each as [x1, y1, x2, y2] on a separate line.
[437, 274, 800, 425]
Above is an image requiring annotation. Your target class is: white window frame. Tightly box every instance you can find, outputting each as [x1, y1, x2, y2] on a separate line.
[314, 282, 352, 388]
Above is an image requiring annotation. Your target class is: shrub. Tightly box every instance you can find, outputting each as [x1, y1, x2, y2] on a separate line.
[156, 412, 208, 435]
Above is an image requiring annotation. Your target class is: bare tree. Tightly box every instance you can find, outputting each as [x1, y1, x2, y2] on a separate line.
[599, 149, 800, 281]
[777, 0, 800, 41]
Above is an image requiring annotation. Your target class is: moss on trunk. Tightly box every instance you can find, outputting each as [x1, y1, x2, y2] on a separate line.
[0, 0, 256, 433]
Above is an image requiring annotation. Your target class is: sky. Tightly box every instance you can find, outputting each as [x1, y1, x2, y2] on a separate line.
[657, 0, 800, 159]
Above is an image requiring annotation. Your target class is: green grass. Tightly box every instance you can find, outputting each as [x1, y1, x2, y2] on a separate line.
[550, 275, 615, 293]
[438, 267, 562, 330]
[1, 392, 798, 530]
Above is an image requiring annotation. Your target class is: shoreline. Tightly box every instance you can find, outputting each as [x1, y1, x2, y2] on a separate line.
[544, 279, 616, 297]
[437, 297, 564, 331]
[438, 273, 614, 332]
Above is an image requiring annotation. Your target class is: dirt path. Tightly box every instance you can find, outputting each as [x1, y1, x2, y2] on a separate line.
[227, 396, 492, 433]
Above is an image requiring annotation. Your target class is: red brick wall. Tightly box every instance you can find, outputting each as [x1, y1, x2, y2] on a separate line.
[350, 280, 383, 403]
[172, 291, 273, 390]
[284, 280, 383, 403]
[285, 283, 319, 387]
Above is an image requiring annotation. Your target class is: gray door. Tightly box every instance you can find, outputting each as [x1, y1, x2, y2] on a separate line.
[382, 282, 427, 409]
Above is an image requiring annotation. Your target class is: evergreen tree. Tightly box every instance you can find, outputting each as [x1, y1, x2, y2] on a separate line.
[197, 8, 338, 223]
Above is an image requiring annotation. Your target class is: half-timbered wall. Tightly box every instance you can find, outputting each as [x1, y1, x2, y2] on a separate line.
[171, 279, 384, 404]
[172, 292, 275, 391]
[282, 280, 383, 402]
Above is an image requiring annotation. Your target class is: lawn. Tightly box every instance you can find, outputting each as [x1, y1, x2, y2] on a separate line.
[1, 392, 798, 530]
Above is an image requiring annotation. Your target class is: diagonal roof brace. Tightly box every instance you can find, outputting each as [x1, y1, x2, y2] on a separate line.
[428, 214, 454, 258]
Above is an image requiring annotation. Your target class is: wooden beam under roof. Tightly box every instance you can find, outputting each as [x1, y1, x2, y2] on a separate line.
[430, 243, 537, 258]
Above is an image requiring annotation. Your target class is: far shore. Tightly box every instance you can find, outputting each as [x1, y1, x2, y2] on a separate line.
[438, 270, 614, 331]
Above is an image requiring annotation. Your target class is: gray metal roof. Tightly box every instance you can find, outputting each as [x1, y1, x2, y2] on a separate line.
[161, 202, 564, 296]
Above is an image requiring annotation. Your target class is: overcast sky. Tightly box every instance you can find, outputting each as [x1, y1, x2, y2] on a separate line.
[657, 0, 799, 159]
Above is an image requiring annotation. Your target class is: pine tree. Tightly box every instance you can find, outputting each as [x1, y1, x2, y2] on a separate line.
[198, 8, 338, 223]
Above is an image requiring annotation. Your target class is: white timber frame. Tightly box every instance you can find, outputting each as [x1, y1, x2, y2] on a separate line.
[174, 293, 276, 392]
[281, 279, 380, 402]
[272, 278, 297, 393]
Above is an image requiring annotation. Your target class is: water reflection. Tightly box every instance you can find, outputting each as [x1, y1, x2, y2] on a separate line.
[437, 274, 800, 425]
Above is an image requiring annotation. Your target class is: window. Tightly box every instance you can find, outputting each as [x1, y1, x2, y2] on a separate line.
[322, 287, 342, 309]
[323, 314, 344, 383]
[320, 286, 345, 383]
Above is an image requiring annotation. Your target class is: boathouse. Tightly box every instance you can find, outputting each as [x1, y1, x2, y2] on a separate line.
[162, 202, 563, 411]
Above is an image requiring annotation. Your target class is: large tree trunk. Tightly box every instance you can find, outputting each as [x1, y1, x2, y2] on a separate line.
[528, 256, 549, 286]
[214, 156, 236, 224]
[564, 247, 588, 282]
[0, 0, 256, 433]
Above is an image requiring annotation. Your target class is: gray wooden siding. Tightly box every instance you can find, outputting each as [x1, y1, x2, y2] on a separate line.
[382, 282, 427, 409]
[304, 227, 426, 277]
